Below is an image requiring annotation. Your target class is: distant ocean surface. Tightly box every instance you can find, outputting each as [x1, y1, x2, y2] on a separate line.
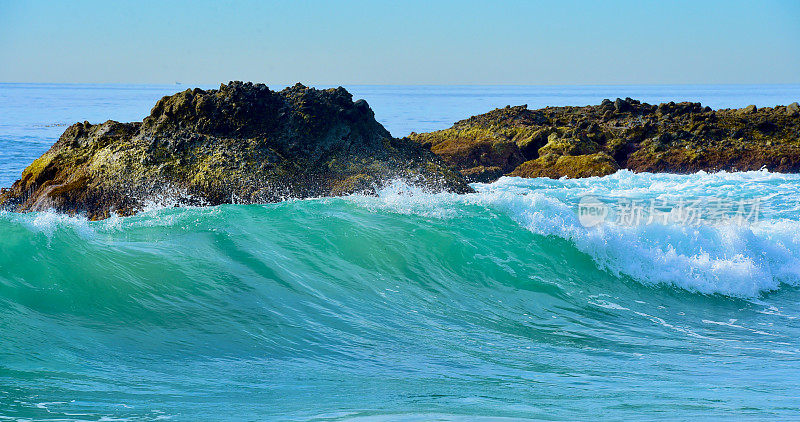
[2, 84, 800, 421]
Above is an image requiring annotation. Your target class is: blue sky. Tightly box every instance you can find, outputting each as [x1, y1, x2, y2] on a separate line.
[1, 0, 799, 85]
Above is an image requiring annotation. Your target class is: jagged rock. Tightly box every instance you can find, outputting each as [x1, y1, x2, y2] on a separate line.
[0, 82, 471, 219]
[409, 99, 800, 180]
[614, 98, 631, 113]
[739, 104, 758, 114]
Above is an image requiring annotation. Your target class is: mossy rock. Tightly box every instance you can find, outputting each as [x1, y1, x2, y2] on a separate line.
[510, 153, 620, 179]
[460, 165, 505, 183]
[538, 133, 600, 156]
[0, 82, 472, 219]
[514, 128, 550, 157]
[408, 97, 800, 180]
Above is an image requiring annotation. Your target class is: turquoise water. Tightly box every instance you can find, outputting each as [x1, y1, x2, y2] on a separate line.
[2, 85, 800, 420]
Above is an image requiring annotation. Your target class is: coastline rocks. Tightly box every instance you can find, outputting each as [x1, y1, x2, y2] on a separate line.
[0, 82, 471, 219]
[410, 98, 800, 180]
[408, 105, 543, 182]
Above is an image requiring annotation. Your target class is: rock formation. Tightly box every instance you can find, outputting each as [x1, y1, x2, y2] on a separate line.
[4, 85, 799, 220]
[409, 99, 800, 182]
[0, 82, 471, 219]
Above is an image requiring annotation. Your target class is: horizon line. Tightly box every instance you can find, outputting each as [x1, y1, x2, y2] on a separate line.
[3, 81, 800, 88]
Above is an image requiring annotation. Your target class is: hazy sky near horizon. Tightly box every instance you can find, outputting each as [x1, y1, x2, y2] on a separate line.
[1, 0, 799, 85]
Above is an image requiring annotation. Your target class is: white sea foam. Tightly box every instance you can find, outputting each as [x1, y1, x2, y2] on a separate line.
[5, 170, 800, 297]
[364, 171, 800, 297]
[8, 209, 99, 239]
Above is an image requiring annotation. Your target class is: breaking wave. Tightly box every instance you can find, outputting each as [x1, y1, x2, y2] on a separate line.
[2, 170, 800, 420]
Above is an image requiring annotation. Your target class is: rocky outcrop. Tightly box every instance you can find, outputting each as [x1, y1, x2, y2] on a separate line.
[409, 99, 800, 182]
[0, 82, 471, 219]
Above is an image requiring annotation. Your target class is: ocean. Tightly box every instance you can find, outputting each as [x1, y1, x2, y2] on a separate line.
[1, 84, 800, 420]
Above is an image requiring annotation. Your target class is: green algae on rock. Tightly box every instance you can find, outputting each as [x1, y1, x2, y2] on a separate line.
[409, 99, 800, 181]
[510, 152, 620, 179]
[0, 82, 471, 219]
